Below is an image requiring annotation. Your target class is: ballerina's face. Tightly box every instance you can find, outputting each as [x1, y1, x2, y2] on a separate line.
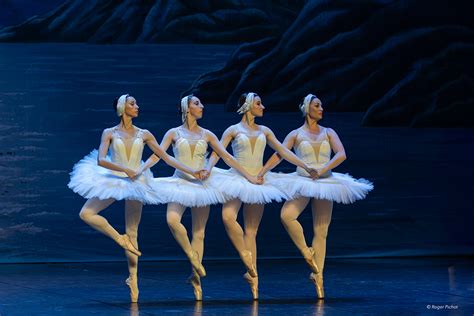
[124, 96, 139, 118]
[249, 96, 265, 117]
[308, 97, 323, 121]
[188, 96, 204, 120]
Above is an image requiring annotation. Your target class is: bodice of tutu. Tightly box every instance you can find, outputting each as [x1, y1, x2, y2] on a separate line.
[109, 128, 145, 176]
[172, 128, 208, 180]
[231, 128, 266, 176]
[295, 128, 332, 178]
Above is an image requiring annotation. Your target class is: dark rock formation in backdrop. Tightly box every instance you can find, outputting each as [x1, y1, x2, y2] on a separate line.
[0, 0, 303, 43]
[185, 0, 474, 127]
[1, 0, 472, 127]
[0, 0, 65, 28]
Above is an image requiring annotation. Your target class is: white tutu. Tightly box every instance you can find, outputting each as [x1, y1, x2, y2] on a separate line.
[211, 167, 287, 204]
[278, 127, 374, 204]
[68, 150, 161, 204]
[152, 171, 226, 208]
[150, 129, 228, 208]
[281, 171, 374, 204]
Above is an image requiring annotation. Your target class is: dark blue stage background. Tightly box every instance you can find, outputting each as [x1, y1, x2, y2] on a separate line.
[0, 43, 472, 263]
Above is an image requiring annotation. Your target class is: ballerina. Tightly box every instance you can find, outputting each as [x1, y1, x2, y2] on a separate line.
[68, 94, 204, 302]
[140, 95, 262, 300]
[259, 94, 373, 299]
[207, 92, 318, 299]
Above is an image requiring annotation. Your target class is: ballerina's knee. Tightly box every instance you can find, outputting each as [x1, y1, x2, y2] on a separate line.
[79, 209, 92, 222]
[166, 213, 182, 230]
[221, 212, 238, 226]
[314, 225, 330, 239]
[244, 228, 258, 238]
[192, 230, 205, 242]
[280, 211, 297, 226]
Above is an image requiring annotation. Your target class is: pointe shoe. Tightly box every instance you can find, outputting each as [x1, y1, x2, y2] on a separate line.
[187, 270, 203, 301]
[310, 272, 325, 299]
[126, 274, 139, 303]
[244, 272, 259, 300]
[241, 250, 258, 278]
[117, 234, 142, 257]
[189, 250, 206, 277]
[302, 247, 320, 274]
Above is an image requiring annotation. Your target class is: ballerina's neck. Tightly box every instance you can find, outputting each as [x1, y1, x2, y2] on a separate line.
[182, 120, 201, 133]
[115, 125, 138, 139]
[119, 115, 134, 129]
[184, 114, 199, 129]
[303, 120, 322, 133]
[239, 119, 260, 133]
[241, 112, 257, 127]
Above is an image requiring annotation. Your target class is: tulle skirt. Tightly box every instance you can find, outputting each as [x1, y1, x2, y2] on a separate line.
[151, 170, 227, 208]
[68, 150, 161, 204]
[211, 168, 290, 204]
[278, 171, 374, 204]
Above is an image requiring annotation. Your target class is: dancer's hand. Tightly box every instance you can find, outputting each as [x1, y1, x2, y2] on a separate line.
[305, 166, 319, 180]
[257, 168, 266, 182]
[199, 169, 210, 180]
[205, 166, 215, 180]
[124, 168, 139, 180]
[193, 170, 204, 180]
[317, 167, 329, 178]
[247, 175, 264, 185]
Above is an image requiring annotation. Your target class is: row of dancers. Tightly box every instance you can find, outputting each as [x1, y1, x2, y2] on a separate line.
[68, 92, 373, 302]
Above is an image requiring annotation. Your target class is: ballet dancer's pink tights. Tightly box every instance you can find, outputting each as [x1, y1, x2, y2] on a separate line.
[124, 200, 142, 276]
[79, 198, 143, 273]
[280, 197, 333, 273]
[166, 202, 210, 270]
[222, 199, 263, 271]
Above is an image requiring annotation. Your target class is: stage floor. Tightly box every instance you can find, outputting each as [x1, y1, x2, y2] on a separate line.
[1, 258, 472, 315]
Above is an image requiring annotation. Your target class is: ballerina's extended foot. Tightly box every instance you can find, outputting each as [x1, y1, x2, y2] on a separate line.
[187, 269, 203, 301]
[240, 250, 258, 278]
[189, 250, 206, 278]
[117, 234, 142, 257]
[310, 272, 324, 299]
[126, 273, 139, 303]
[243, 272, 259, 300]
[302, 247, 320, 274]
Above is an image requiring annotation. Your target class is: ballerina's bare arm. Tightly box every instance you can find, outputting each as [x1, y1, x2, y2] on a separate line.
[259, 130, 298, 176]
[97, 128, 138, 179]
[206, 130, 262, 185]
[318, 128, 347, 175]
[205, 125, 236, 172]
[138, 128, 175, 174]
[263, 126, 319, 179]
[141, 129, 202, 179]
[139, 154, 159, 174]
